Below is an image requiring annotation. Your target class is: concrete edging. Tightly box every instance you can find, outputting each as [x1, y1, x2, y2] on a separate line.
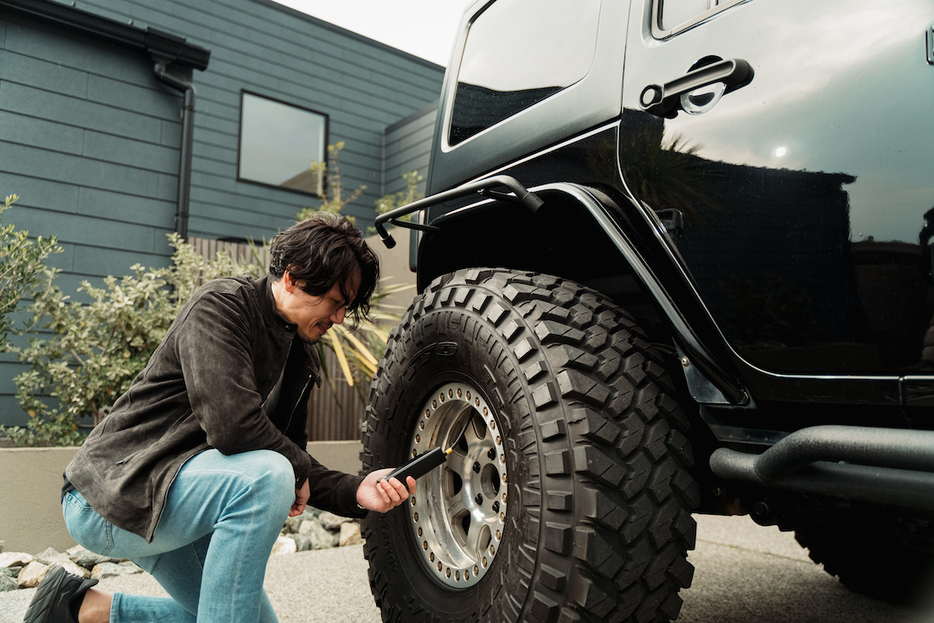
[0, 441, 363, 554]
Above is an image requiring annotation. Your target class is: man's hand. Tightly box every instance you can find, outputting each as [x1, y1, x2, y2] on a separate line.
[290, 479, 311, 517]
[356, 468, 416, 513]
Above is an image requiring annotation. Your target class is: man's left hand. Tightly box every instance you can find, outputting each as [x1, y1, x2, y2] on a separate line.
[356, 468, 416, 513]
[290, 479, 311, 517]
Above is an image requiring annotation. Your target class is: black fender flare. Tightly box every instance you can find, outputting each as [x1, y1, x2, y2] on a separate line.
[380, 176, 748, 405]
[530, 183, 748, 406]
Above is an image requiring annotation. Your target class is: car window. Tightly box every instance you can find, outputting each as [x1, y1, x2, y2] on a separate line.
[653, 0, 748, 38]
[448, 0, 601, 146]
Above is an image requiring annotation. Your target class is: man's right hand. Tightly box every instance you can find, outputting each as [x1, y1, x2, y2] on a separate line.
[356, 468, 415, 513]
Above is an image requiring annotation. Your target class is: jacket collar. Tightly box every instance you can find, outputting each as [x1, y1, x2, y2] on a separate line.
[261, 274, 297, 334]
[261, 274, 321, 387]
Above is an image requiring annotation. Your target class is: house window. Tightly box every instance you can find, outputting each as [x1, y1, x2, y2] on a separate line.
[237, 92, 327, 194]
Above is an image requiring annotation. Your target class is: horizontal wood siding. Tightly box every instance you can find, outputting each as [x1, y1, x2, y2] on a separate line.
[383, 102, 438, 197]
[0, 10, 184, 425]
[0, 14, 179, 274]
[72, 0, 445, 235]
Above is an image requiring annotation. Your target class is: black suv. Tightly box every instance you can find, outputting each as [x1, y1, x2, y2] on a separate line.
[362, 1, 934, 621]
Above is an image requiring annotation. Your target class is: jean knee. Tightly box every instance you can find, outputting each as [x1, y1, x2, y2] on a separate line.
[252, 451, 296, 505]
[62, 490, 114, 556]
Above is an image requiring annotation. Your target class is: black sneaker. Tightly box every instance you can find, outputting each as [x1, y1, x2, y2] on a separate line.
[22, 565, 99, 623]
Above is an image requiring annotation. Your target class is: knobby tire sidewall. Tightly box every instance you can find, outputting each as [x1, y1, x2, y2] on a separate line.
[361, 268, 698, 623]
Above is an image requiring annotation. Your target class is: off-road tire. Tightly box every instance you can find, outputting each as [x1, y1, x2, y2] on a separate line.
[361, 268, 699, 622]
[796, 517, 934, 603]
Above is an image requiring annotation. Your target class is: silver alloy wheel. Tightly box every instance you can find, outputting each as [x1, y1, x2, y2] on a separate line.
[405, 382, 507, 588]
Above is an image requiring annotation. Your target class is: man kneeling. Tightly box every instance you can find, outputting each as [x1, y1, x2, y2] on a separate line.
[25, 214, 414, 623]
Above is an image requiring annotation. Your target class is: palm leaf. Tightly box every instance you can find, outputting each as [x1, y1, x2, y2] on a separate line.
[327, 330, 354, 386]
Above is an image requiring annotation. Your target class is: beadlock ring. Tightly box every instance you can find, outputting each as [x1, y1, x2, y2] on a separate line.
[406, 382, 507, 588]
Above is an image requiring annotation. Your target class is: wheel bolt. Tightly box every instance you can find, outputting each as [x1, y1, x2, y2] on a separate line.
[475, 493, 483, 505]
[473, 462, 481, 473]
[492, 501, 500, 513]
[487, 448, 496, 460]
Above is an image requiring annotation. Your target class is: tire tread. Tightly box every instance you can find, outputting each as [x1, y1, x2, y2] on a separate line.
[362, 268, 698, 623]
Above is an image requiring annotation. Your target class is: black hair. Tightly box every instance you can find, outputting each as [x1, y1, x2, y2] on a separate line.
[268, 212, 379, 327]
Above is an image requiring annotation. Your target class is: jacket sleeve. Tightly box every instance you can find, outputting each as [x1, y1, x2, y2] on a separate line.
[175, 290, 363, 515]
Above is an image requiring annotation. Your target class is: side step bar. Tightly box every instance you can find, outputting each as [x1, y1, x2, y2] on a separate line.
[709, 425, 934, 511]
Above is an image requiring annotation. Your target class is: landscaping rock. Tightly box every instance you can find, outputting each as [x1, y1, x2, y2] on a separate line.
[58, 560, 91, 580]
[288, 533, 313, 552]
[283, 508, 320, 534]
[317, 511, 346, 531]
[0, 574, 17, 592]
[16, 561, 49, 589]
[0, 552, 34, 569]
[91, 561, 142, 580]
[298, 519, 338, 550]
[68, 546, 116, 569]
[339, 522, 363, 547]
[271, 535, 297, 556]
[35, 547, 69, 567]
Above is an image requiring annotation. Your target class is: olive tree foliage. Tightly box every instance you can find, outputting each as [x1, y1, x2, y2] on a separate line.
[375, 170, 424, 223]
[0, 194, 62, 352]
[296, 142, 425, 227]
[295, 142, 366, 223]
[5, 234, 263, 446]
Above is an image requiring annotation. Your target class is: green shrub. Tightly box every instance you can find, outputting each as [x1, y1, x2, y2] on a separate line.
[5, 234, 262, 446]
[3, 164, 411, 446]
[0, 194, 61, 352]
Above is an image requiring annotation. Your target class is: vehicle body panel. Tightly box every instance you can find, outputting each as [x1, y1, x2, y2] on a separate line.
[419, 0, 934, 427]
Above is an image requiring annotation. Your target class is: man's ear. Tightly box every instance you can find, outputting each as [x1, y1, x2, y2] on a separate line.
[282, 270, 297, 293]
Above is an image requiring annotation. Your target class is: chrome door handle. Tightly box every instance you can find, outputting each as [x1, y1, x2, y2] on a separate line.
[640, 58, 754, 118]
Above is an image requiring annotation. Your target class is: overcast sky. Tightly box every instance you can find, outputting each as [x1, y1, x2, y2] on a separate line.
[273, 0, 468, 66]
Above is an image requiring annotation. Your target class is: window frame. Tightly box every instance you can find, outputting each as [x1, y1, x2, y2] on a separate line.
[650, 0, 750, 39]
[235, 90, 329, 197]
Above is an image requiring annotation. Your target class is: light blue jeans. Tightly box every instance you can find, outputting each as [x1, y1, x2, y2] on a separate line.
[63, 449, 295, 622]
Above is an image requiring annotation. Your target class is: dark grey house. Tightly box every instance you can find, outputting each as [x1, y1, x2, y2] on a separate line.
[0, 0, 444, 426]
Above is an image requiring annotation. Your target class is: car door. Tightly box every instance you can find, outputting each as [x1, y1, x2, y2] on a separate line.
[620, 0, 934, 397]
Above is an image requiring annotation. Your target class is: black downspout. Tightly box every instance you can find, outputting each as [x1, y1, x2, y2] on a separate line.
[152, 60, 195, 241]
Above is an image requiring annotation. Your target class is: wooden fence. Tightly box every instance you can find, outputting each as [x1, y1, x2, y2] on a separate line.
[189, 237, 367, 442]
[307, 354, 368, 441]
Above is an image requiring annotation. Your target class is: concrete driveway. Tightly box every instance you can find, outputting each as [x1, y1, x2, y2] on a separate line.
[1, 515, 928, 622]
[682, 515, 928, 623]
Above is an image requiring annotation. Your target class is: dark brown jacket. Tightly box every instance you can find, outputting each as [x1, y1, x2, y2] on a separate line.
[65, 275, 364, 542]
